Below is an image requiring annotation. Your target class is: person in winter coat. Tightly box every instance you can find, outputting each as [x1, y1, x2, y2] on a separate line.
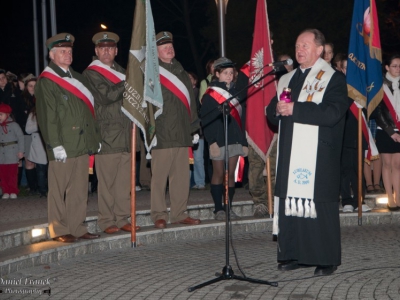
[200, 57, 248, 221]
[0, 103, 24, 199]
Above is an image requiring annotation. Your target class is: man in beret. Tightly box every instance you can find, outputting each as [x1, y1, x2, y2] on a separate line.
[83, 32, 140, 234]
[151, 31, 201, 229]
[35, 33, 102, 243]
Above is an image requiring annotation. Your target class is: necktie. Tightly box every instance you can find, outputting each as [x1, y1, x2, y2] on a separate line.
[66, 70, 72, 78]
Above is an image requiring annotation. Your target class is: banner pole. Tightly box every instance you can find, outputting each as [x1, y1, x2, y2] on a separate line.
[358, 107, 363, 225]
[131, 123, 137, 247]
[266, 156, 273, 218]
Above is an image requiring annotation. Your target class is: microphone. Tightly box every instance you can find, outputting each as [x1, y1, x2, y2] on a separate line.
[267, 59, 293, 68]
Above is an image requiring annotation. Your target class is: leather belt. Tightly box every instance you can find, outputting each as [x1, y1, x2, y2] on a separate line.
[0, 141, 18, 147]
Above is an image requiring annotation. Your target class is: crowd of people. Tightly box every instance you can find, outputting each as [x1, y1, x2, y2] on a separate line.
[1, 27, 399, 275]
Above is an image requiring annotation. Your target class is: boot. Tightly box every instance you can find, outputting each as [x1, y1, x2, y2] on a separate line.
[25, 168, 38, 194]
[227, 187, 239, 219]
[210, 184, 224, 213]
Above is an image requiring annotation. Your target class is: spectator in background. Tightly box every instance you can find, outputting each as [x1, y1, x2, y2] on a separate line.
[364, 119, 383, 194]
[323, 42, 334, 67]
[0, 70, 23, 126]
[333, 53, 346, 72]
[25, 107, 48, 198]
[0, 103, 24, 199]
[188, 71, 205, 190]
[199, 59, 216, 185]
[19, 74, 38, 194]
[278, 54, 294, 73]
[339, 54, 371, 213]
[371, 54, 400, 210]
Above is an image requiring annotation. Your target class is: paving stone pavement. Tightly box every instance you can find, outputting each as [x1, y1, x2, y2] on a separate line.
[1, 224, 400, 299]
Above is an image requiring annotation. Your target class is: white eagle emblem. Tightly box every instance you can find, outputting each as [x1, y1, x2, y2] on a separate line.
[249, 48, 264, 88]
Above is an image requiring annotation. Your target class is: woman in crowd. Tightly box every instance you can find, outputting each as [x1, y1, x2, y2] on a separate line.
[323, 42, 334, 67]
[372, 54, 400, 210]
[19, 74, 37, 193]
[200, 57, 247, 221]
[25, 106, 48, 198]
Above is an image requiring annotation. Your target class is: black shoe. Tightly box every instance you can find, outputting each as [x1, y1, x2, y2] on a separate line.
[277, 260, 300, 271]
[387, 204, 399, 211]
[314, 265, 337, 276]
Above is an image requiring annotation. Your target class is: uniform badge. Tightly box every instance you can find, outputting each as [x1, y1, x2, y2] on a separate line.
[65, 34, 71, 41]
[103, 33, 108, 39]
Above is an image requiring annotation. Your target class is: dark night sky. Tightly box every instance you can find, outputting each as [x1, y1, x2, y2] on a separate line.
[0, 0, 396, 80]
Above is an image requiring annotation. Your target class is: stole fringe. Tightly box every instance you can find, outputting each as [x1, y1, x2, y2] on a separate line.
[310, 199, 317, 218]
[284, 197, 317, 219]
[297, 198, 304, 217]
[285, 198, 291, 216]
[304, 199, 310, 218]
[290, 198, 297, 216]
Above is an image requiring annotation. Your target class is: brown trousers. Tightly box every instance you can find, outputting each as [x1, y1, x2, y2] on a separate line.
[150, 147, 189, 223]
[96, 152, 131, 230]
[47, 155, 89, 238]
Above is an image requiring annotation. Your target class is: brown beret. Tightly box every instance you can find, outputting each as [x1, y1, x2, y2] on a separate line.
[46, 33, 74, 50]
[92, 32, 119, 47]
[156, 31, 173, 46]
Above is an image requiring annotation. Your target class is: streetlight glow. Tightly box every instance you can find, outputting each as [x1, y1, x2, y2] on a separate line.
[100, 24, 107, 29]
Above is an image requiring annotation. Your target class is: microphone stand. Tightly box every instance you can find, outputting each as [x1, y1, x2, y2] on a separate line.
[188, 67, 279, 292]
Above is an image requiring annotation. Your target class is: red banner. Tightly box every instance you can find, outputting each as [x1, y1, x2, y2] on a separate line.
[245, 0, 277, 161]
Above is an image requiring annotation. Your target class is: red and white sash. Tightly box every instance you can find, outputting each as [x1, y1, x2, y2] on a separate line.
[86, 60, 125, 84]
[204, 86, 243, 129]
[349, 101, 379, 162]
[159, 66, 191, 114]
[40, 67, 95, 117]
[159, 66, 193, 163]
[383, 85, 400, 131]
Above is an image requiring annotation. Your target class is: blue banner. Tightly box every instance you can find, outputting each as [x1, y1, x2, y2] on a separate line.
[347, 0, 383, 117]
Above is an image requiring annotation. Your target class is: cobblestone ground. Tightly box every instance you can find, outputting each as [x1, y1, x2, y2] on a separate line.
[1, 224, 400, 299]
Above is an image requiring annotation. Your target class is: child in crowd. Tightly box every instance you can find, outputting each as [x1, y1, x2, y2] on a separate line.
[0, 103, 24, 199]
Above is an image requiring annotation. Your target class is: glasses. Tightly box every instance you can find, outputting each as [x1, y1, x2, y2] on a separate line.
[390, 65, 400, 69]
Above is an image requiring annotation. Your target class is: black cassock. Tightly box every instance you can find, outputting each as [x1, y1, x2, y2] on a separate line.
[267, 67, 349, 266]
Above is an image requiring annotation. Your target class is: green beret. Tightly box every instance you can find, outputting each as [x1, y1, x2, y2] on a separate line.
[156, 31, 173, 46]
[92, 32, 119, 47]
[46, 33, 75, 50]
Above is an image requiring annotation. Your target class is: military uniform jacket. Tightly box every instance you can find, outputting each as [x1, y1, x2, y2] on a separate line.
[35, 61, 101, 161]
[155, 58, 199, 149]
[83, 60, 131, 155]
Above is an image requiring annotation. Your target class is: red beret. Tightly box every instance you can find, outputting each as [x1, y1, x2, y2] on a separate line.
[0, 103, 12, 114]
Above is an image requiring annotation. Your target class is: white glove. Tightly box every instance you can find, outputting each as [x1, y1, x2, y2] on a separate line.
[192, 134, 200, 144]
[98, 143, 102, 153]
[53, 145, 67, 163]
